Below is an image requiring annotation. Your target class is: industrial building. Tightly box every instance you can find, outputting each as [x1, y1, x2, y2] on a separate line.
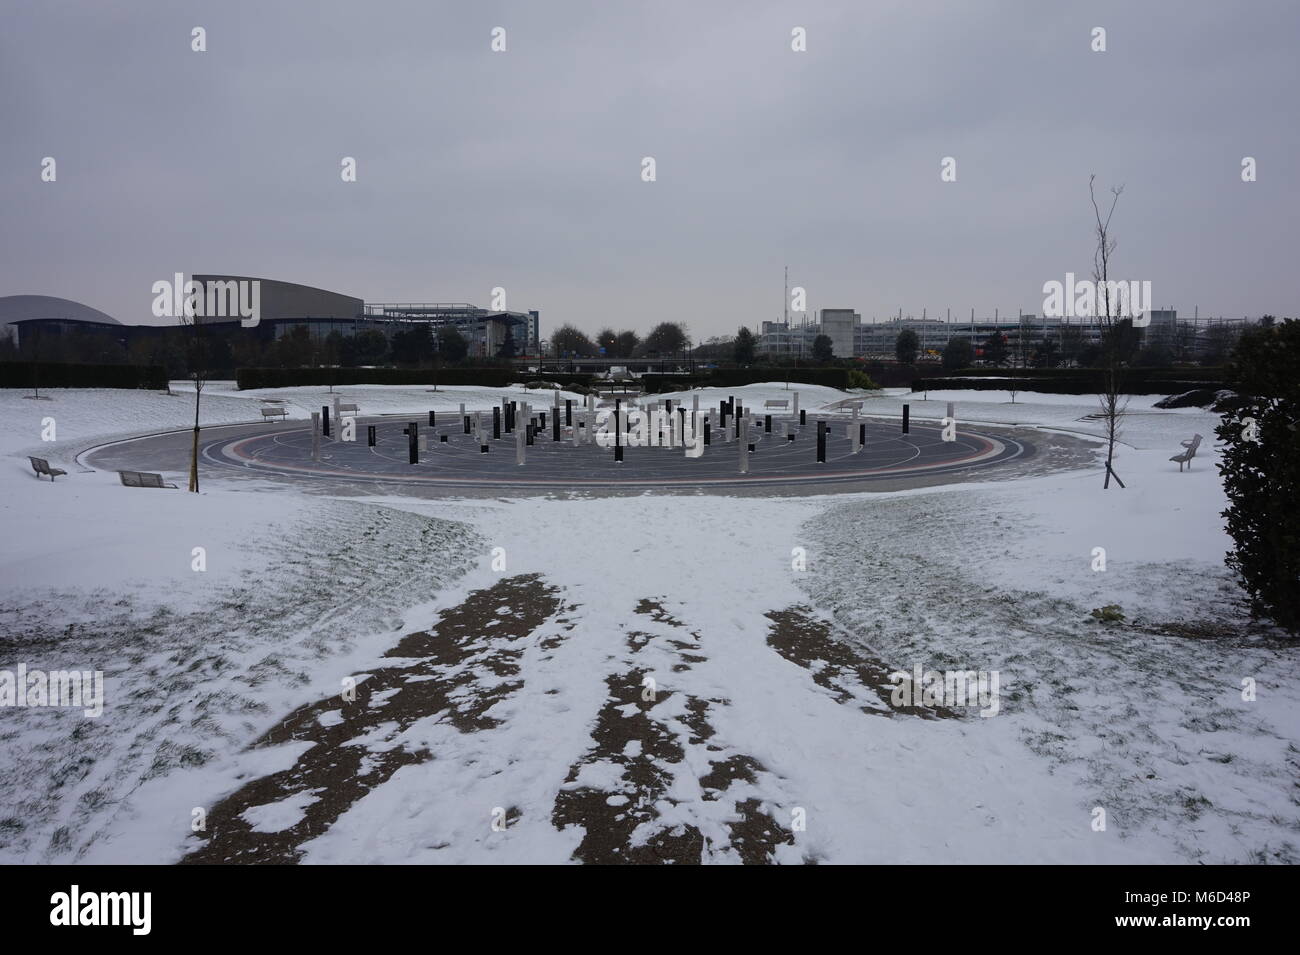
[756, 308, 1251, 363]
[1, 277, 541, 361]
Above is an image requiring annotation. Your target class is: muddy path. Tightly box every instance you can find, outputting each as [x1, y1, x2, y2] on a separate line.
[181, 586, 953, 864]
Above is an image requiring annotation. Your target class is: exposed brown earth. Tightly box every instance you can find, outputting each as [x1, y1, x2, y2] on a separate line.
[181, 575, 560, 864]
[766, 606, 959, 719]
[180, 590, 956, 865]
[552, 598, 796, 864]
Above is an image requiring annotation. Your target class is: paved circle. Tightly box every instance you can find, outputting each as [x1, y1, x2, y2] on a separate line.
[198, 412, 1030, 490]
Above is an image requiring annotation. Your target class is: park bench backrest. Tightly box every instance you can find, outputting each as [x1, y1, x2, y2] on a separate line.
[764, 399, 790, 409]
[29, 456, 67, 479]
[1169, 434, 1205, 470]
[261, 407, 287, 417]
[119, 470, 171, 488]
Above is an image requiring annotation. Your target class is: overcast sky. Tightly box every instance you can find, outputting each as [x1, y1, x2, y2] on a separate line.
[2, 0, 1297, 339]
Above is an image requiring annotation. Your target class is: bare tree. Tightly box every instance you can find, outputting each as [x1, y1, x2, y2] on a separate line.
[1006, 315, 1030, 404]
[181, 306, 214, 493]
[1090, 175, 1127, 489]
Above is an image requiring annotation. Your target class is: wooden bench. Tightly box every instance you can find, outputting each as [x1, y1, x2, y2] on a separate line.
[118, 470, 178, 489]
[29, 456, 67, 481]
[1170, 433, 1203, 472]
[764, 399, 791, 410]
[260, 407, 288, 420]
[336, 403, 359, 416]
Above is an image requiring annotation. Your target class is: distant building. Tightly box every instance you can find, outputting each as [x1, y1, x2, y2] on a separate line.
[753, 307, 1250, 363]
[3, 278, 541, 361]
[0, 295, 123, 345]
[819, 309, 858, 359]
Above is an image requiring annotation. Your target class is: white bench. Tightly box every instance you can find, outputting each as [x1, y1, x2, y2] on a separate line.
[1170, 433, 1203, 472]
[260, 407, 288, 420]
[119, 470, 177, 489]
[29, 456, 67, 481]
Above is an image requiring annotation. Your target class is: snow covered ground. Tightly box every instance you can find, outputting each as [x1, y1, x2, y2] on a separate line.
[1, 382, 1295, 864]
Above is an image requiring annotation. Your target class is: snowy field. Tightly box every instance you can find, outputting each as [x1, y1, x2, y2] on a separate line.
[1, 381, 1295, 864]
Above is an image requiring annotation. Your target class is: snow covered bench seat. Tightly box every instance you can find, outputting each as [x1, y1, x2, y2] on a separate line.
[260, 406, 288, 420]
[1169, 433, 1203, 472]
[764, 399, 790, 410]
[29, 456, 67, 481]
[118, 470, 178, 489]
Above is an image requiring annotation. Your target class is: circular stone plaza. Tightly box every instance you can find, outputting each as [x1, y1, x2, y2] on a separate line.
[81, 391, 1067, 497]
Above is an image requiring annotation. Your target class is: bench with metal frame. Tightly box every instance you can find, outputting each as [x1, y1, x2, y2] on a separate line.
[29, 456, 67, 481]
[1169, 433, 1203, 472]
[118, 470, 178, 489]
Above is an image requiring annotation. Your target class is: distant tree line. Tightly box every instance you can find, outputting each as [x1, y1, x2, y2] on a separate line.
[2, 312, 1269, 380]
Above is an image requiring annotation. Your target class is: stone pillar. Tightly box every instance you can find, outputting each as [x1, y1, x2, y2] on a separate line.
[739, 416, 749, 473]
[614, 399, 623, 462]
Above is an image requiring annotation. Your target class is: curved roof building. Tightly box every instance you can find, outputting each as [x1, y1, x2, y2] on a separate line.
[0, 294, 121, 326]
[191, 275, 362, 322]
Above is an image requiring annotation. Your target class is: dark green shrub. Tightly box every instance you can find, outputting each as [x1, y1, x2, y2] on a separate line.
[0, 361, 167, 390]
[1216, 320, 1300, 632]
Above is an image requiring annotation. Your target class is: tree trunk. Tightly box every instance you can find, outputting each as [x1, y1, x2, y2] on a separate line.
[189, 385, 201, 492]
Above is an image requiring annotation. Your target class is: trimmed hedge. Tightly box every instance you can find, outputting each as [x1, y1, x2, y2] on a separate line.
[0, 361, 168, 390]
[236, 367, 595, 391]
[914, 370, 1225, 395]
[937, 365, 1227, 381]
[860, 361, 945, 387]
